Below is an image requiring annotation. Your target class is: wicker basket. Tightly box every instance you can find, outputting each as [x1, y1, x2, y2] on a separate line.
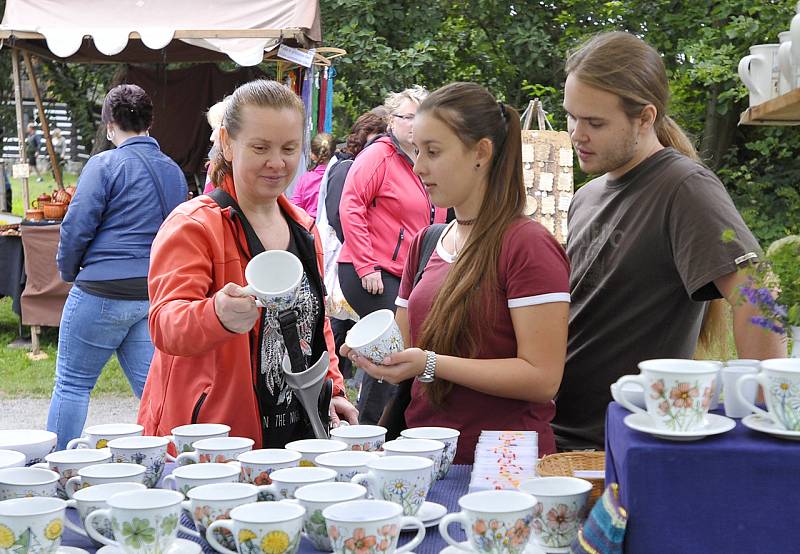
[536, 452, 605, 507]
[41, 201, 68, 220]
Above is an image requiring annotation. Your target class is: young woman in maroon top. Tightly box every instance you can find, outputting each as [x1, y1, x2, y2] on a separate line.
[342, 82, 570, 463]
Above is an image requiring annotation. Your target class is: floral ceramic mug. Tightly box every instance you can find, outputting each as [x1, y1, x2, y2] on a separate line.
[323, 499, 425, 554]
[285, 439, 348, 467]
[65, 462, 146, 498]
[64, 481, 147, 547]
[0, 496, 67, 553]
[519, 476, 592, 550]
[182, 482, 262, 552]
[400, 427, 460, 479]
[259, 466, 337, 500]
[439, 490, 536, 554]
[175, 436, 255, 466]
[66, 423, 144, 450]
[206, 500, 305, 554]
[164, 423, 231, 454]
[108, 436, 177, 488]
[161, 462, 241, 498]
[616, 359, 719, 432]
[242, 250, 304, 312]
[382, 438, 445, 482]
[315, 450, 380, 483]
[0, 467, 59, 500]
[345, 309, 405, 364]
[289, 482, 368, 551]
[737, 358, 800, 430]
[330, 424, 387, 452]
[32, 447, 111, 499]
[351, 455, 433, 517]
[237, 449, 302, 486]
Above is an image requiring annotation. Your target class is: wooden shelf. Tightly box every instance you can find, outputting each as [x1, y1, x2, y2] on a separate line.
[739, 88, 800, 126]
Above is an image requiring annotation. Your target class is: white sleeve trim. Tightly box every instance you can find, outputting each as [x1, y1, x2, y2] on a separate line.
[395, 297, 409, 308]
[507, 292, 571, 308]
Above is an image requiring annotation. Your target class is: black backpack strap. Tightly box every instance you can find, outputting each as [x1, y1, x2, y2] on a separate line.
[209, 188, 265, 257]
[413, 223, 447, 287]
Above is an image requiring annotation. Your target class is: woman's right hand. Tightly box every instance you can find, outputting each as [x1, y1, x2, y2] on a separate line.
[361, 271, 384, 295]
[214, 283, 259, 333]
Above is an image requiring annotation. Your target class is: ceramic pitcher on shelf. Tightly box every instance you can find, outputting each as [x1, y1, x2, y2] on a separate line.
[738, 44, 780, 107]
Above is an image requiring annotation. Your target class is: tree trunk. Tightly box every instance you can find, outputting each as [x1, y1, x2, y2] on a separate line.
[700, 87, 738, 171]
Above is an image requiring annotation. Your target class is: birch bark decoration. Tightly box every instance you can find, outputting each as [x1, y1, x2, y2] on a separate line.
[520, 99, 574, 244]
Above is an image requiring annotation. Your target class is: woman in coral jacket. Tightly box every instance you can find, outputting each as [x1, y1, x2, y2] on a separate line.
[138, 80, 358, 449]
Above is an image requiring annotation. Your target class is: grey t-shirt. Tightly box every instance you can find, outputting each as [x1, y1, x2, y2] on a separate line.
[553, 148, 761, 450]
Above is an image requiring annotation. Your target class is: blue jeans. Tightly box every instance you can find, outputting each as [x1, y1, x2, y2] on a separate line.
[47, 286, 153, 450]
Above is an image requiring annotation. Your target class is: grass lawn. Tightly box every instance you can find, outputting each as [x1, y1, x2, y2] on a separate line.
[4, 172, 79, 217]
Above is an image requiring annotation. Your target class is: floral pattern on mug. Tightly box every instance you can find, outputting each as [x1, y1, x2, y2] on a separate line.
[238, 527, 299, 554]
[198, 453, 233, 464]
[768, 377, 800, 430]
[304, 509, 331, 551]
[111, 513, 178, 552]
[649, 378, 712, 431]
[470, 515, 532, 554]
[328, 524, 399, 554]
[350, 439, 384, 452]
[241, 467, 273, 486]
[0, 518, 63, 552]
[380, 476, 428, 515]
[193, 504, 235, 551]
[113, 452, 165, 488]
[532, 501, 584, 549]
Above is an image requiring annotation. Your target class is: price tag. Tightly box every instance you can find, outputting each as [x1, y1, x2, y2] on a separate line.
[277, 45, 316, 68]
[12, 163, 30, 179]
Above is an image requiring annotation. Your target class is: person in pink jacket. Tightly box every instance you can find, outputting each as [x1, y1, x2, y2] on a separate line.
[290, 132, 333, 218]
[337, 86, 448, 424]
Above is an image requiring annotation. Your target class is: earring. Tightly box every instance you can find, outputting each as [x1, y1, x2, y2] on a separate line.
[106, 128, 115, 141]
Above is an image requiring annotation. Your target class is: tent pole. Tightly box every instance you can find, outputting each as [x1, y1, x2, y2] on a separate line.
[11, 48, 30, 213]
[22, 51, 63, 191]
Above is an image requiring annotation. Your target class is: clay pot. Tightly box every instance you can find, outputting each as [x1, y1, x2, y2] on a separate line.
[25, 209, 44, 221]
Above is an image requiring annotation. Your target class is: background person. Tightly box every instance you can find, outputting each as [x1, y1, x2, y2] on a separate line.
[203, 98, 229, 194]
[290, 132, 334, 218]
[25, 122, 43, 182]
[49, 84, 187, 450]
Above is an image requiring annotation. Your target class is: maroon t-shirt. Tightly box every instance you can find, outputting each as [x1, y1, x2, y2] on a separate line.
[396, 218, 570, 463]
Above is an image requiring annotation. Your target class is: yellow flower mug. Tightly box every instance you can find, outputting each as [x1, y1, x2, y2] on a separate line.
[206, 500, 305, 554]
[0, 497, 67, 553]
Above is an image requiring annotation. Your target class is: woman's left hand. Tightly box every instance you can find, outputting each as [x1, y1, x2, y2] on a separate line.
[329, 395, 359, 427]
[348, 348, 427, 384]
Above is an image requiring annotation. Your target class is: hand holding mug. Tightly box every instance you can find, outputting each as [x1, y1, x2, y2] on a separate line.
[214, 283, 259, 334]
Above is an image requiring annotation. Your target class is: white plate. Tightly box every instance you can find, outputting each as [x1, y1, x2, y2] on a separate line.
[97, 538, 201, 553]
[401, 501, 447, 529]
[742, 414, 800, 440]
[440, 541, 553, 553]
[58, 548, 90, 554]
[623, 412, 735, 441]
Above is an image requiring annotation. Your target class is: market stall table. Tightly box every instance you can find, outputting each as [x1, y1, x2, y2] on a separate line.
[0, 232, 24, 317]
[605, 401, 800, 553]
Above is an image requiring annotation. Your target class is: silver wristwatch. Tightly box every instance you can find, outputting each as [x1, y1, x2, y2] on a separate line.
[417, 350, 436, 383]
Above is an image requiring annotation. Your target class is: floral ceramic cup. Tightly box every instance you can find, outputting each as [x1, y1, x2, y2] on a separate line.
[330, 425, 387, 452]
[181, 482, 262, 552]
[315, 451, 380, 483]
[66, 423, 144, 450]
[85, 489, 193, 553]
[237, 449, 302, 486]
[0, 467, 59, 500]
[64, 482, 147, 547]
[176, 437, 255, 466]
[737, 358, 800, 430]
[351, 455, 433, 517]
[382, 438, 445, 482]
[108, 436, 177, 488]
[65, 462, 147, 498]
[291, 482, 367, 551]
[285, 439, 348, 467]
[616, 359, 719, 432]
[32, 447, 111, 499]
[161, 462, 241, 497]
[323, 499, 425, 554]
[400, 427, 460, 479]
[164, 423, 231, 454]
[259, 467, 337, 501]
[242, 249, 304, 312]
[519, 477, 592, 550]
[345, 309, 405, 364]
[439, 490, 536, 554]
[206, 500, 305, 554]
[0, 496, 67, 553]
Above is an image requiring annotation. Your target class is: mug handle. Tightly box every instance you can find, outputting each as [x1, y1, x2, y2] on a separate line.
[162, 475, 177, 491]
[65, 476, 82, 499]
[179, 500, 202, 538]
[738, 55, 763, 97]
[350, 472, 378, 499]
[255, 484, 277, 502]
[85, 508, 118, 548]
[206, 519, 237, 554]
[396, 516, 426, 553]
[241, 284, 266, 308]
[779, 41, 795, 83]
[438, 512, 474, 551]
[614, 375, 647, 416]
[66, 437, 91, 449]
[736, 373, 770, 420]
[62, 499, 87, 536]
[176, 451, 199, 465]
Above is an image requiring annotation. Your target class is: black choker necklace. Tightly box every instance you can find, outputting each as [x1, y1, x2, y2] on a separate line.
[456, 218, 476, 226]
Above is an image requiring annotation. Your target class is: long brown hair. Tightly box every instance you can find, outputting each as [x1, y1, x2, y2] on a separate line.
[346, 112, 387, 157]
[415, 82, 525, 406]
[566, 31, 725, 355]
[210, 80, 305, 186]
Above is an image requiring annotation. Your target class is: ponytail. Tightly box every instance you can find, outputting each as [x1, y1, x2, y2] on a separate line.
[656, 116, 700, 162]
[210, 148, 231, 188]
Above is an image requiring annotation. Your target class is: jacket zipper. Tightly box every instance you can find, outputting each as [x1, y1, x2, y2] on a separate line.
[190, 392, 208, 424]
[391, 228, 405, 261]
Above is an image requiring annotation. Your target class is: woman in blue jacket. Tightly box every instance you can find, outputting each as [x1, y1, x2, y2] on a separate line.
[48, 84, 187, 450]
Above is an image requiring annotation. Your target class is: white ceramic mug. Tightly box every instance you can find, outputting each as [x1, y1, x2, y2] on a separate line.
[63, 481, 147, 547]
[176, 436, 254, 466]
[330, 424, 387, 452]
[324, 499, 425, 554]
[65, 462, 147, 498]
[285, 438, 348, 467]
[616, 359, 719, 432]
[778, 31, 798, 94]
[291, 481, 368, 551]
[259, 466, 337, 500]
[315, 450, 380, 483]
[520, 476, 592, 550]
[345, 309, 404, 364]
[0, 429, 57, 466]
[66, 423, 144, 450]
[108, 436, 176, 488]
[382, 438, 444, 481]
[182, 482, 263, 552]
[0, 496, 67, 552]
[164, 423, 231, 454]
[237, 448, 302, 485]
[85, 488, 193, 553]
[737, 358, 800, 430]
[241, 249, 304, 311]
[162, 462, 241, 497]
[723, 365, 759, 418]
[206, 500, 306, 554]
[351, 455, 433, 516]
[0, 466, 59, 500]
[400, 427, 460, 479]
[738, 44, 780, 106]
[32, 447, 111, 499]
[439, 490, 536, 553]
[0, 449, 28, 470]
[697, 360, 724, 411]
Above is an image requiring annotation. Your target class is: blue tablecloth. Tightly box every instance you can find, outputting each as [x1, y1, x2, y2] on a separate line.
[62, 464, 471, 553]
[605, 402, 800, 553]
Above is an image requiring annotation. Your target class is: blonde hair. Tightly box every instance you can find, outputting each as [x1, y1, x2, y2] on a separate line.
[310, 133, 334, 166]
[210, 80, 305, 186]
[206, 98, 229, 130]
[383, 85, 428, 115]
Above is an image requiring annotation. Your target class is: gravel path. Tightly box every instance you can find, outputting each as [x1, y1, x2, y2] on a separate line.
[0, 395, 139, 430]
